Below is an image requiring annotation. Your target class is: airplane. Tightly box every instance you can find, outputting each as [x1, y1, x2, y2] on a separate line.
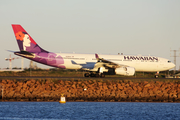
[11, 24, 175, 78]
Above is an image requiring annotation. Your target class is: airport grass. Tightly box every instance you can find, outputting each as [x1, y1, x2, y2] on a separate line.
[0, 69, 177, 83]
[0, 69, 84, 77]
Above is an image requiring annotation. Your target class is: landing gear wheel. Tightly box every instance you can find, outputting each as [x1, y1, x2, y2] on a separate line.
[95, 73, 100, 77]
[84, 73, 90, 77]
[154, 75, 159, 78]
[100, 73, 105, 78]
[90, 73, 95, 77]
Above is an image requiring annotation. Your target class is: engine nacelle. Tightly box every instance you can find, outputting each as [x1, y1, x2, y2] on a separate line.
[115, 67, 135, 76]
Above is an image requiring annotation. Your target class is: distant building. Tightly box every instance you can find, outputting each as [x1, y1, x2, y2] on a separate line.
[29, 61, 38, 69]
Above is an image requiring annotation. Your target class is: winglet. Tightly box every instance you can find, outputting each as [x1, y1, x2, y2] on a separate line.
[95, 53, 99, 59]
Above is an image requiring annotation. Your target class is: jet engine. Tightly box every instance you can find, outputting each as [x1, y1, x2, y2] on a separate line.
[115, 67, 135, 76]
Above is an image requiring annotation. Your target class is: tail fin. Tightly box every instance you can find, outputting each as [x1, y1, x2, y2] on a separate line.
[12, 24, 48, 53]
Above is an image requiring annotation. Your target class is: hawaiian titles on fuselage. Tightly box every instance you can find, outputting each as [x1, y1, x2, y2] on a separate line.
[124, 56, 158, 61]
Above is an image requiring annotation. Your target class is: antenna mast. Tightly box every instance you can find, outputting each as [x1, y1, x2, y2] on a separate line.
[170, 48, 180, 74]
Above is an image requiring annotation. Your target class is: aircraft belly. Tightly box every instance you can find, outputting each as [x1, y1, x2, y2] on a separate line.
[134, 62, 167, 72]
[122, 62, 162, 72]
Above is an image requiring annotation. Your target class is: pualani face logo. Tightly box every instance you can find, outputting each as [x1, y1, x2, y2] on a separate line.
[15, 31, 31, 51]
[124, 56, 158, 61]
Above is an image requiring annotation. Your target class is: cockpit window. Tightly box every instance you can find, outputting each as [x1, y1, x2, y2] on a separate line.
[168, 61, 171, 63]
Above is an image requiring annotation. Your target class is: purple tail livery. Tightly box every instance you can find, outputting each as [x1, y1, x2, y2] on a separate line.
[12, 24, 47, 53]
[12, 24, 65, 68]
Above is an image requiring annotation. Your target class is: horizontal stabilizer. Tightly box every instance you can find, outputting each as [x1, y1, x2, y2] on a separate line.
[14, 51, 35, 58]
[6, 50, 16, 53]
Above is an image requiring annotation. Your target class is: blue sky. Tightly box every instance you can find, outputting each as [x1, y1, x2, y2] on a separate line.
[0, 0, 180, 70]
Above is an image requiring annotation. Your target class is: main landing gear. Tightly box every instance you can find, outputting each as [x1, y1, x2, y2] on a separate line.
[84, 72, 105, 78]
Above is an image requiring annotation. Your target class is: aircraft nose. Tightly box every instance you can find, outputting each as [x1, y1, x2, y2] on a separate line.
[171, 63, 175, 68]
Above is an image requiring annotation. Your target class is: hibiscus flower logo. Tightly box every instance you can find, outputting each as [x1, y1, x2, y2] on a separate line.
[15, 31, 25, 41]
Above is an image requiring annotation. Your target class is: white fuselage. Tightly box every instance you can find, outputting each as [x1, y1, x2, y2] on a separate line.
[12, 24, 175, 76]
[56, 53, 175, 72]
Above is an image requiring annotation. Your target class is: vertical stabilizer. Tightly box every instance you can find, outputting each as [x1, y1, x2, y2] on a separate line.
[12, 24, 48, 53]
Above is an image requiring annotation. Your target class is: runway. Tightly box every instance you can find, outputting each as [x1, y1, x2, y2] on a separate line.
[0, 76, 177, 80]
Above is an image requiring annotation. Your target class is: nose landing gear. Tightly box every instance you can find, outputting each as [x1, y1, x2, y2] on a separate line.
[154, 71, 159, 78]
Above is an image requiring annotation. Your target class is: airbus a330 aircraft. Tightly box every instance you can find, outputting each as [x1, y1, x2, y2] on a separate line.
[11, 24, 175, 78]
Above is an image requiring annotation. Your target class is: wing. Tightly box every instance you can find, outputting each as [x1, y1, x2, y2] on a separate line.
[90, 54, 135, 76]
[95, 53, 128, 69]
